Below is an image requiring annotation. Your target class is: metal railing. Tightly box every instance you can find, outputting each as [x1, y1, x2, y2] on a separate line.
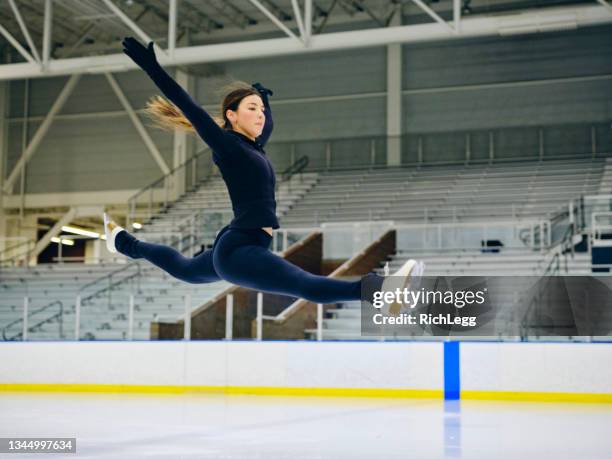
[278, 155, 309, 185]
[394, 219, 552, 252]
[0, 237, 35, 267]
[0, 260, 142, 341]
[78, 262, 142, 308]
[2, 299, 64, 341]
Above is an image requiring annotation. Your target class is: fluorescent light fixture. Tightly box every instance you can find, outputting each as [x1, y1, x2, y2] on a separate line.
[62, 225, 101, 238]
[51, 237, 75, 246]
[132, 222, 142, 229]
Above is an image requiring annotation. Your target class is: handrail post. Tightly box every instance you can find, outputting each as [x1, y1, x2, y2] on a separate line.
[22, 296, 29, 341]
[225, 294, 233, 340]
[107, 274, 112, 310]
[184, 294, 191, 340]
[256, 292, 263, 341]
[190, 217, 195, 257]
[317, 303, 323, 341]
[74, 295, 81, 340]
[548, 221, 552, 249]
[59, 303, 64, 339]
[128, 294, 134, 341]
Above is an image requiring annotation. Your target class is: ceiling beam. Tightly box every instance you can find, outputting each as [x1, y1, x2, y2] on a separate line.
[454, 0, 462, 33]
[3, 74, 81, 193]
[204, 0, 254, 29]
[8, 0, 41, 63]
[248, 0, 301, 42]
[0, 23, 37, 64]
[104, 73, 170, 175]
[305, 0, 313, 43]
[101, 0, 166, 56]
[596, 0, 612, 14]
[291, 0, 307, 43]
[168, 0, 177, 56]
[411, 0, 456, 34]
[42, 0, 52, 69]
[0, 4, 610, 81]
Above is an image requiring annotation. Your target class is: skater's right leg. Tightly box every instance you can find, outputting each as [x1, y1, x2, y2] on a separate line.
[114, 230, 221, 284]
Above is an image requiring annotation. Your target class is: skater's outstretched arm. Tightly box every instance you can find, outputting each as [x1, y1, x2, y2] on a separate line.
[252, 82, 274, 147]
[122, 37, 227, 153]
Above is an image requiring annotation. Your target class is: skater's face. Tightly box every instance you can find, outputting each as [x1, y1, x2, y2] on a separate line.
[226, 94, 265, 142]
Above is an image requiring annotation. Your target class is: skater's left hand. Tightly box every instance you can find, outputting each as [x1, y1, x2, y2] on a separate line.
[251, 82, 274, 98]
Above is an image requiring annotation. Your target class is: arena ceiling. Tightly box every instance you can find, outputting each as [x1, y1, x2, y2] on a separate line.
[0, 0, 610, 79]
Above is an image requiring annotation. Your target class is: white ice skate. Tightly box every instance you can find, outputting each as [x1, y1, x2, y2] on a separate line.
[103, 212, 125, 254]
[380, 259, 425, 316]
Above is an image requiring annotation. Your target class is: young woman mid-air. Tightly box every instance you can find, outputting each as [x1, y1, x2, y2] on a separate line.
[103, 37, 424, 311]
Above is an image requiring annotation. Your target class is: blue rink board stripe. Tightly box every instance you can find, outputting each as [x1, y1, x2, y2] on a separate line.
[444, 341, 460, 400]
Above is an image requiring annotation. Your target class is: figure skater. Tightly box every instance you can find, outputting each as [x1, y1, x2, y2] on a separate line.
[103, 37, 423, 309]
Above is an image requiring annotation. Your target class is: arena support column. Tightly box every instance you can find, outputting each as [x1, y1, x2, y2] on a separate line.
[386, 10, 402, 167]
[172, 69, 191, 201]
[0, 81, 6, 252]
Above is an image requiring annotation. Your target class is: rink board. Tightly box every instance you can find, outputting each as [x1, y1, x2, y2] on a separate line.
[0, 341, 611, 402]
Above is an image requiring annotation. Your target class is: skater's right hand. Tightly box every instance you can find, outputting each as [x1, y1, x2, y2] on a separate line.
[122, 37, 159, 72]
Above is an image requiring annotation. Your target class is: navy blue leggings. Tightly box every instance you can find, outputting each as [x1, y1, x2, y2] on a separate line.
[115, 224, 364, 304]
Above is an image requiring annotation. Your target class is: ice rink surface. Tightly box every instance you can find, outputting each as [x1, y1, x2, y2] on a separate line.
[1, 392, 611, 458]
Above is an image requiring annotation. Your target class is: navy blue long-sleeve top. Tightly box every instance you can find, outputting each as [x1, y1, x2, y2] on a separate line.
[142, 63, 279, 230]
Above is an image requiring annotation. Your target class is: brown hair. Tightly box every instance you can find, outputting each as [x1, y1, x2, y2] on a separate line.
[144, 81, 260, 134]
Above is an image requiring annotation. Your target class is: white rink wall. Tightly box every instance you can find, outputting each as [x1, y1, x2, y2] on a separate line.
[0, 341, 611, 401]
[460, 342, 612, 395]
[0, 341, 443, 392]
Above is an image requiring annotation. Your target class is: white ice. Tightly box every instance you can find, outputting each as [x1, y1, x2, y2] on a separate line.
[1, 392, 611, 458]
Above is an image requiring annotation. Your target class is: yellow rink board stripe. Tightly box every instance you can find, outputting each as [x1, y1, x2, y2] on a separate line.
[1, 384, 611, 403]
[461, 390, 612, 404]
[0, 384, 442, 399]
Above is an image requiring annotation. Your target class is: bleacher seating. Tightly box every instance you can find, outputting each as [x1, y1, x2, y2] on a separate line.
[0, 172, 318, 340]
[280, 158, 603, 226]
[0, 156, 605, 341]
[307, 248, 596, 341]
[0, 261, 235, 341]
[136, 172, 318, 239]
